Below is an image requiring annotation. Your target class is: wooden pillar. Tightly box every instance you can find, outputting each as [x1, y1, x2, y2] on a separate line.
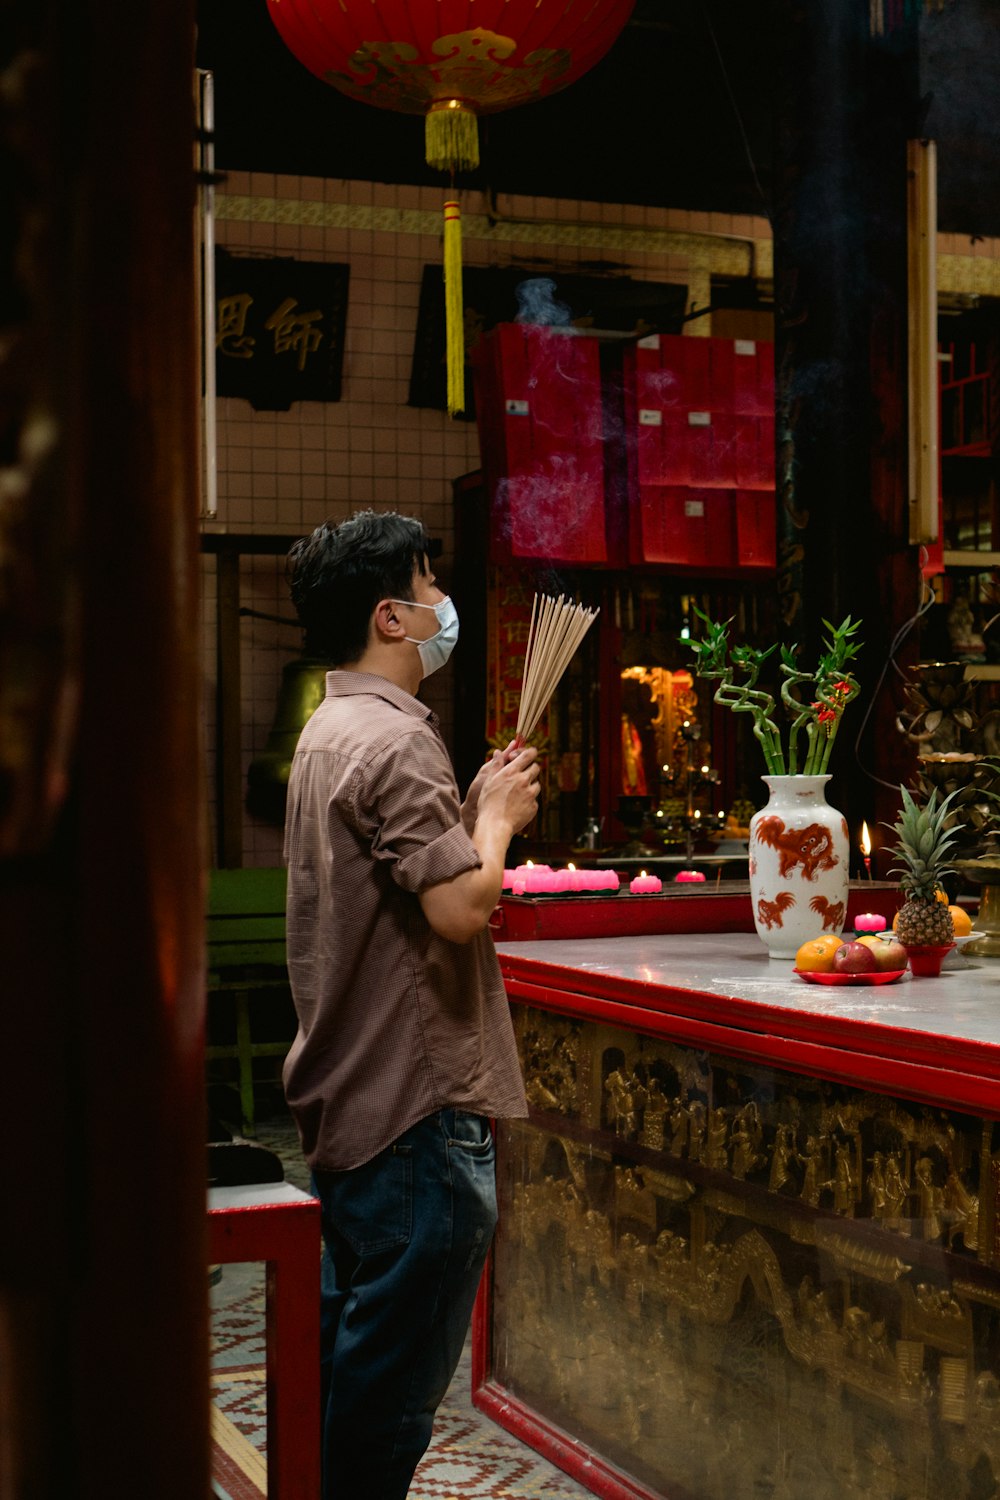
[772, 4, 921, 839]
[0, 0, 208, 1496]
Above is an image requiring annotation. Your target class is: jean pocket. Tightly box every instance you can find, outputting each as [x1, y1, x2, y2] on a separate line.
[445, 1110, 494, 1158]
[444, 1112, 497, 1268]
[334, 1146, 413, 1257]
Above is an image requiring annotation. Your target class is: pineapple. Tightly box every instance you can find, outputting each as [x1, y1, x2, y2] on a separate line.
[889, 787, 961, 947]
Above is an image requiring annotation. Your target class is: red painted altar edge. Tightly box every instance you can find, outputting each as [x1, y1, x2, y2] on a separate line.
[497, 946, 1000, 1120]
[495, 881, 899, 941]
[501, 967, 1000, 1118]
[473, 1380, 659, 1500]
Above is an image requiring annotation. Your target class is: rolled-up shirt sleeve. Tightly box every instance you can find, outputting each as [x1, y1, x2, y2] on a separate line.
[363, 728, 483, 894]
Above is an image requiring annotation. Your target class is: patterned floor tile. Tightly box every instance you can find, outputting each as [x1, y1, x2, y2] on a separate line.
[210, 1108, 595, 1498]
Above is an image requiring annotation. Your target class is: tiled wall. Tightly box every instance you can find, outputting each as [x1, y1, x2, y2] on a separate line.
[200, 173, 775, 866]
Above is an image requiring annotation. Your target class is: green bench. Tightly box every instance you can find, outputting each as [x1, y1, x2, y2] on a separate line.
[205, 867, 295, 1137]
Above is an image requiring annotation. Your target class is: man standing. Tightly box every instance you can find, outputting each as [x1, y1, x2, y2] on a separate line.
[283, 510, 540, 1499]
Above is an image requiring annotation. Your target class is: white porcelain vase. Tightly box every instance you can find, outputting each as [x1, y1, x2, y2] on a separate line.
[748, 775, 850, 959]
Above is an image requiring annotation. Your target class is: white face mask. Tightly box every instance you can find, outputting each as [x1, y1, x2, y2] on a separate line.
[391, 596, 460, 678]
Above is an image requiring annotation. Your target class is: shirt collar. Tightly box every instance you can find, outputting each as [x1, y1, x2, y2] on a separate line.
[325, 669, 436, 723]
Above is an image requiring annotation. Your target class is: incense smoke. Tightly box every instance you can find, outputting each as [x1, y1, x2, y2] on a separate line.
[514, 277, 573, 328]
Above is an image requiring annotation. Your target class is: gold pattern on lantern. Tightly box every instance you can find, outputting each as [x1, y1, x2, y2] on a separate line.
[325, 32, 572, 112]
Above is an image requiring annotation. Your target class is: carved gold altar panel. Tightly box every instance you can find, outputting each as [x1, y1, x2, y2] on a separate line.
[491, 1007, 1000, 1500]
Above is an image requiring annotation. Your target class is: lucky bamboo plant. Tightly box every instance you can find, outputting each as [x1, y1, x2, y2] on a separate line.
[688, 610, 862, 776]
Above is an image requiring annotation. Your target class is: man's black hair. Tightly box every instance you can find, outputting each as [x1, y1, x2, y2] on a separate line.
[287, 510, 431, 665]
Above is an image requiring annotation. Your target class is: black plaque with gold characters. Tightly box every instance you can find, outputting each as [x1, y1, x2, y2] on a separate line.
[214, 249, 349, 410]
[492, 1005, 1000, 1500]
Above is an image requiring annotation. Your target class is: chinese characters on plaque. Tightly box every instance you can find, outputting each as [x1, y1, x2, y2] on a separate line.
[487, 570, 537, 747]
[215, 250, 349, 410]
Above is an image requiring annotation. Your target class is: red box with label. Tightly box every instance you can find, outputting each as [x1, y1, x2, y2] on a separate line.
[472, 324, 608, 565]
[637, 409, 745, 488]
[636, 486, 735, 569]
[732, 337, 775, 414]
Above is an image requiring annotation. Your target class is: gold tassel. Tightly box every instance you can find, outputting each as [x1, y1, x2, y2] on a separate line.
[425, 100, 479, 173]
[426, 102, 477, 418]
[443, 199, 465, 418]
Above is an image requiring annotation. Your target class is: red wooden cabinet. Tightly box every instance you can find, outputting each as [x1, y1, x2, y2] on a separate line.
[472, 326, 777, 576]
[625, 334, 776, 575]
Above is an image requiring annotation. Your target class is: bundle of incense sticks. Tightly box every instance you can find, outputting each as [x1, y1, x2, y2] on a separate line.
[514, 593, 600, 745]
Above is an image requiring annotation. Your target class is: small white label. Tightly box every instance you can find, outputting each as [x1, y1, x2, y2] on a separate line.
[735, 339, 757, 356]
[637, 334, 661, 349]
[506, 399, 529, 416]
[684, 499, 705, 518]
[638, 409, 662, 426]
[688, 411, 711, 427]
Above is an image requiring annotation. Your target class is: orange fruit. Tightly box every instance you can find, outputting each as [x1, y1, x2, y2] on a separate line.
[949, 905, 972, 937]
[892, 910, 899, 931]
[935, 888, 950, 905]
[795, 935, 843, 973]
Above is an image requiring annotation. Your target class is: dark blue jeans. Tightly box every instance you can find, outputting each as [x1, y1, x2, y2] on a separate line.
[311, 1109, 498, 1500]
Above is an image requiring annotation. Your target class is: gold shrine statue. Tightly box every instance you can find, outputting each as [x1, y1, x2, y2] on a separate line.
[619, 665, 699, 798]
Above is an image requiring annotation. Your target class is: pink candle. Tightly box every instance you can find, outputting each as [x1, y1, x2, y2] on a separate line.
[674, 869, 706, 883]
[502, 869, 516, 889]
[854, 912, 887, 933]
[629, 871, 662, 894]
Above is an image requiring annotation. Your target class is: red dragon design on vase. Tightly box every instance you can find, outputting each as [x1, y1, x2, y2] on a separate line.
[754, 816, 839, 882]
[757, 891, 795, 929]
[810, 894, 845, 932]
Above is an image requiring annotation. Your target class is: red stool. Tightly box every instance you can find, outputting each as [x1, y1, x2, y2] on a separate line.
[208, 1182, 321, 1499]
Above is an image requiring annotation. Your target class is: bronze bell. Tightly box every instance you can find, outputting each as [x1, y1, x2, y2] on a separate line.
[246, 657, 330, 823]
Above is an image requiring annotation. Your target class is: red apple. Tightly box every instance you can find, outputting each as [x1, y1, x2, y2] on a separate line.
[867, 937, 908, 972]
[832, 941, 879, 975]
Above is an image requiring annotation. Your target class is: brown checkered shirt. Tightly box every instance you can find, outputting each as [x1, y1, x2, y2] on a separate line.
[282, 670, 527, 1171]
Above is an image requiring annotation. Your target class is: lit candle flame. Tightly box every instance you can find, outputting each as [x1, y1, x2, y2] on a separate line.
[860, 821, 871, 857]
[640, 870, 647, 878]
[567, 862, 576, 871]
[526, 859, 534, 867]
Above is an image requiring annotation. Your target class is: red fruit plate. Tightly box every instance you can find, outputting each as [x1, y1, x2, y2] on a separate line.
[793, 968, 907, 986]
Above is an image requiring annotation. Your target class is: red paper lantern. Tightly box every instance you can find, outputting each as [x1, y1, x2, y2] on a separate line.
[267, 0, 635, 415]
[266, 1, 634, 167]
